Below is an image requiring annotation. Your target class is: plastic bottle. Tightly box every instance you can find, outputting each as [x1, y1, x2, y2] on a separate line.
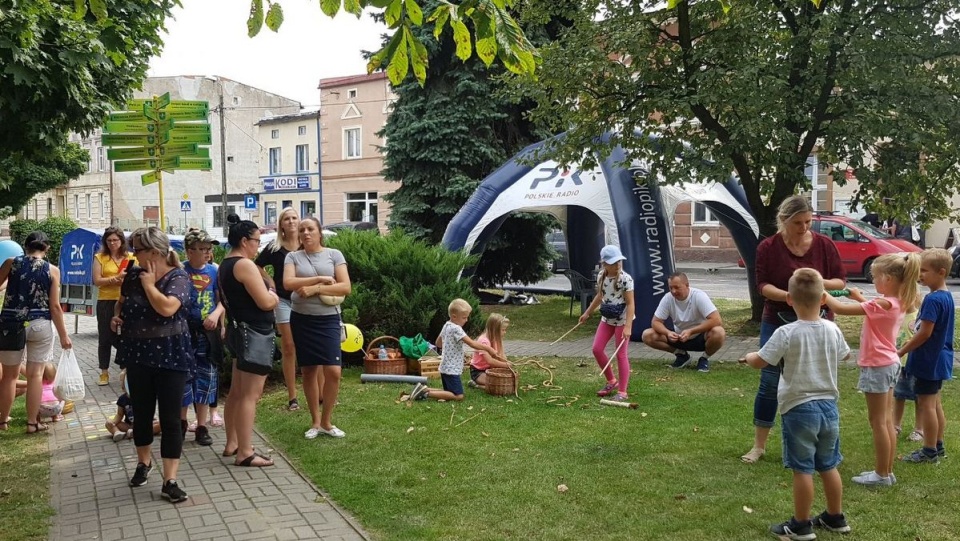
[378, 344, 388, 361]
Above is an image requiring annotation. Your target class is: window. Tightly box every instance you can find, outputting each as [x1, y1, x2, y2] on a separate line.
[301, 200, 316, 218]
[298, 125, 307, 136]
[692, 202, 717, 224]
[803, 155, 829, 212]
[824, 222, 858, 243]
[347, 88, 357, 99]
[213, 205, 237, 228]
[97, 146, 105, 171]
[269, 147, 282, 174]
[232, 96, 241, 106]
[344, 128, 361, 159]
[74, 194, 80, 218]
[83, 145, 92, 172]
[85, 193, 91, 219]
[265, 202, 278, 226]
[46, 198, 53, 218]
[271, 129, 279, 139]
[345, 192, 378, 223]
[99, 193, 105, 219]
[296, 144, 309, 172]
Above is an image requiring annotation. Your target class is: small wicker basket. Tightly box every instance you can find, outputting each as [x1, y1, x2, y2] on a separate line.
[363, 336, 407, 375]
[485, 367, 518, 397]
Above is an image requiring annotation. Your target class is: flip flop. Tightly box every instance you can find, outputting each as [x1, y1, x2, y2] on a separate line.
[26, 422, 49, 434]
[235, 453, 274, 467]
[222, 446, 254, 457]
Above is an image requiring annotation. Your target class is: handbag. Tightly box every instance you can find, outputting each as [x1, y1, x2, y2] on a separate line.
[308, 251, 345, 307]
[218, 275, 275, 376]
[599, 302, 626, 319]
[0, 318, 26, 352]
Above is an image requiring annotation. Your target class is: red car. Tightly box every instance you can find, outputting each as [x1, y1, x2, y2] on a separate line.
[813, 214, 921, 281]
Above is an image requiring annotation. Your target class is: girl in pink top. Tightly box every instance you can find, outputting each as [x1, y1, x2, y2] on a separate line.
[468, 314, 510, 389]
[825, 253, 921, 486]
[38, 362, 64, 422]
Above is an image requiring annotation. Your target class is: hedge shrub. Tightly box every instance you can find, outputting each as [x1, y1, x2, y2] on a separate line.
[8, 216, 77, 264]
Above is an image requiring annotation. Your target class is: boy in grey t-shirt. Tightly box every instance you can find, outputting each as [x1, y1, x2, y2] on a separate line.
[744, 268, 851, 540]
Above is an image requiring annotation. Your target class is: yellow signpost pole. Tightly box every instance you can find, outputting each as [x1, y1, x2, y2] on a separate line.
[157, 170, 166, 231]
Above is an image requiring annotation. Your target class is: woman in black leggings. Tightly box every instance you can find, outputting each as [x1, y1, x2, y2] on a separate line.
[112, 227, 193, 504]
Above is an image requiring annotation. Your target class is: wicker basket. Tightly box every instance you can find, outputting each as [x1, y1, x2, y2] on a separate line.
[363, 336, 407, 375]
[485, 367, 518, 397]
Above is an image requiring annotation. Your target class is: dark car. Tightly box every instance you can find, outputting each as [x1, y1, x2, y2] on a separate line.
[547, 230, 569, 273]
[324, 221, 380, 234]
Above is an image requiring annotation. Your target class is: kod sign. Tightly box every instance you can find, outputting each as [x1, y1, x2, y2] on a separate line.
[263, 177, 311, 191]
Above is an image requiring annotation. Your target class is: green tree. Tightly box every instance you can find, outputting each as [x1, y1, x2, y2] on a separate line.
[0, 0, 173, 191]
[511, 0, 960, 317]
[0, 143, 88, 219]
[380, 1, 571, 287]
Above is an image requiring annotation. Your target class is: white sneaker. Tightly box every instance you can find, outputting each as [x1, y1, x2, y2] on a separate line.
[853, 470, 893, 486]
[317, 425, 345, 438]
[858, 470, 896, 484]
[304, 427, 321, 439]
[113, 431, 126, 442]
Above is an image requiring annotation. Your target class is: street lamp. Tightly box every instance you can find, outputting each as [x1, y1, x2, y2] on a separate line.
[206, 75, 229, 236]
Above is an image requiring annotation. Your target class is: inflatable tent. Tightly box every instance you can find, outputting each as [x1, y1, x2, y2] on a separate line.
[442, 131, 760, 340]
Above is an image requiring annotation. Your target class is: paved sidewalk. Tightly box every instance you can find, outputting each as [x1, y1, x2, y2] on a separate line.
[47, 317, 368, 541]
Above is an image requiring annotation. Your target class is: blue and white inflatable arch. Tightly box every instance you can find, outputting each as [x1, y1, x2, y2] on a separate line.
[442, 131, 759, 340]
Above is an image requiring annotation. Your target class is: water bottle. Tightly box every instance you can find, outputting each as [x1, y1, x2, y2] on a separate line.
[378, 344, 388, 361]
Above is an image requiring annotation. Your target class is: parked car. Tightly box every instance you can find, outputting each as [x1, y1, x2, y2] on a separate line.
[546, 230, 569, 273]
[812, 213, 921, 281]
[324, 221, 380, 234]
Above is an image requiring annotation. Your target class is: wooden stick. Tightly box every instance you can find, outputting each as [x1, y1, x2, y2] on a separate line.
[600, 398, 639, 409]
[598, 339, 627, 376]
[550, 322, 583, 345]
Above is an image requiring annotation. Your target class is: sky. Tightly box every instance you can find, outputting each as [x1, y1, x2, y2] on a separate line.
[148, 0, 386, 106]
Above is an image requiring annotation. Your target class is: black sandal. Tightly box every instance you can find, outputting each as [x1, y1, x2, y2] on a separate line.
[26, 422, 48, 434]
[235, 453, 274, 467]
[287, 398, 300, 411]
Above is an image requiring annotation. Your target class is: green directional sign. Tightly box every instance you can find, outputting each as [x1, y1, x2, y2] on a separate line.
[141, 171, 160, 186]
[107, 146, 159, 161]
[155, 92, 171, 109]
[157, 109, 209, 122]
[167, 123, 211, 135]
[103, 119, 173, 134]
[165, 131, 212, 145]
[166, 157, 213, 171]
[165, 100, 208, 112]
[114, 158, 162, 173]
[108, 111, 151, 122]
[102, 134, 162, 147]
[126, 98, 150, 110]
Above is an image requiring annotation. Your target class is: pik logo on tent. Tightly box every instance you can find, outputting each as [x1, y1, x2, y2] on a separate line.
[529, 166, 586, 190]
[70, 244, 84, 260]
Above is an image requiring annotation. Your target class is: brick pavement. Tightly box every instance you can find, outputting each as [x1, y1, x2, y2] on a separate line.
[47, 316, 368, 541]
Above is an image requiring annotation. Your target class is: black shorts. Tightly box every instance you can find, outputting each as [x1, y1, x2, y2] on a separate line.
[469, 367, 485, 382]
[913, 376, 944, 396]
[667, 333, 707, 353]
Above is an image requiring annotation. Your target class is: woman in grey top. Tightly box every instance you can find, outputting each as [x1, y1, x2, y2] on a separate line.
[283, 217, 351, 439]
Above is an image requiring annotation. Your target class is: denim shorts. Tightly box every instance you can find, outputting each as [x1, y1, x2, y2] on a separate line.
[781, 399, 842, 474]
[441, 373, 464, 396]
[858, 364, 900, 394]
[274, 297, 292, 324]
[893, 369, 917, 401]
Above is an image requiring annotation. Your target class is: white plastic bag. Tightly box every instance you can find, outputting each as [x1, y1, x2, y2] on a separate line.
[53, 349, 85, 401]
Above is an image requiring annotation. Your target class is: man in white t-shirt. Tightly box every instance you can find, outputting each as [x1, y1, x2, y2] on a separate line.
[641, 272, 725, 373]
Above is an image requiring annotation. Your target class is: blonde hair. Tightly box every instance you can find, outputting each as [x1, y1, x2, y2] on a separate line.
[921, 248, 953, 274]
[788, 268, 824, 308]
[42, 362, 56, 383]
[481, 313, 508, 354]
[776, 195, 814, 234]
[596, 262, 624, 292]
[277, 207, 300, 241]
[449, 298, 472, 318]
[870, 253, 921, 312]
[129, 227, 182, 269]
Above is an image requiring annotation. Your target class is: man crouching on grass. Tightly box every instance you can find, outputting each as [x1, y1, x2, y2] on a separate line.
[744, 268, 852, 540]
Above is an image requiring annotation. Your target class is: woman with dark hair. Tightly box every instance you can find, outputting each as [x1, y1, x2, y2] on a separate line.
[0, 232, 72, 433]
[111, 227, 193, 503]
[284, 216, 351, 439]
[93, 226, 132, 385]
[220, 215, 278, 467]
[740, 195, 846, 464]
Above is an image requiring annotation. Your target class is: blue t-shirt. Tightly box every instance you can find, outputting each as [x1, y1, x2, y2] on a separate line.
[184, 263, 219, 323]
[906, 290, 954, 381]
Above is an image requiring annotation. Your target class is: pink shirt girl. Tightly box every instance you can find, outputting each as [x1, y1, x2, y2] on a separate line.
[858, 297, 904, 368]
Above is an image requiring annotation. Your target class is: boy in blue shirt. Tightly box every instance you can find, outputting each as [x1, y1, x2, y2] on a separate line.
[897, 248, 954, 463]
[745, 268, 851, 540]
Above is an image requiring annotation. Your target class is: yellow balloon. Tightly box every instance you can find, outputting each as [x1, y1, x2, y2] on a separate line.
[341, 324, 364, 353]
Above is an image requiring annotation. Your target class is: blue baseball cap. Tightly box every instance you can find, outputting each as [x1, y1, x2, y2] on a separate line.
[600, 245, 626, 264]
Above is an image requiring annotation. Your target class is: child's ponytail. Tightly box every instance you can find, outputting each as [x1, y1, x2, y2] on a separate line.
[899, 253, 921, 312]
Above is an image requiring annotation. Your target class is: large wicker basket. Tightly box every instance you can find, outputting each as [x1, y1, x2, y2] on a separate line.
[363, 336, 407, 375]
[485, 367, 518, 397]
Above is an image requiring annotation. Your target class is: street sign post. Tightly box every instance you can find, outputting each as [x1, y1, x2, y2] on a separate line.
[102, 92, 213, 230]
[244, 194, 257, 210]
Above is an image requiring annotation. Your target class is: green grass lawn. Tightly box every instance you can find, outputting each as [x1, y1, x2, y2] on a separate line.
[0, 401, 54, 541]
[258, 360, 960, 541]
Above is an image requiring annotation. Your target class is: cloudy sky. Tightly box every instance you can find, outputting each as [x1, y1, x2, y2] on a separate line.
[148, 0, 386, 105]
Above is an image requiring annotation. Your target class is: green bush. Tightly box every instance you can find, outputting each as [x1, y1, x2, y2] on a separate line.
[8, 216, 77, 264]
[326, 230, 483, 343]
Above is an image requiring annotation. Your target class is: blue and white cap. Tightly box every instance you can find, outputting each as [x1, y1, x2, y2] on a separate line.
[600, 245, 626, 264]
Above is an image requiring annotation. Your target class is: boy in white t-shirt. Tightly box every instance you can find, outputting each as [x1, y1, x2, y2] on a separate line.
[641, 272, 726, 372]
[744, 268, 852, 540]
[408, 299, 507, 402]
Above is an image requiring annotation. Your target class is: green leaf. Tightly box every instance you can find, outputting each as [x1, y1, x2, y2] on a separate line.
[472, 10, 496, 66]
[89, 0, 107, 20]
[366, 0, 393, 7]
[320, 0, 341, 17]
[404, 25, 428, 86]
[451, 18, 472, 61]
[428, 5, 451, 39]
[248, 0, 264, 37]
[719, 0, 732, 12]
[368, 28, 403, 74]
[404, 0, 423, 26]
[265, 2, 284, 31]
[385, 0, 403, 27]
[667, 0, 679, 9]
[344, 0, 362, 17]
[73, 0, 87, 20]
[386, 29, 409, 85]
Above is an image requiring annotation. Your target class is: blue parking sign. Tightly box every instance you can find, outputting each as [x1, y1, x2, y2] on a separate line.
[244, 194, 257, 210]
